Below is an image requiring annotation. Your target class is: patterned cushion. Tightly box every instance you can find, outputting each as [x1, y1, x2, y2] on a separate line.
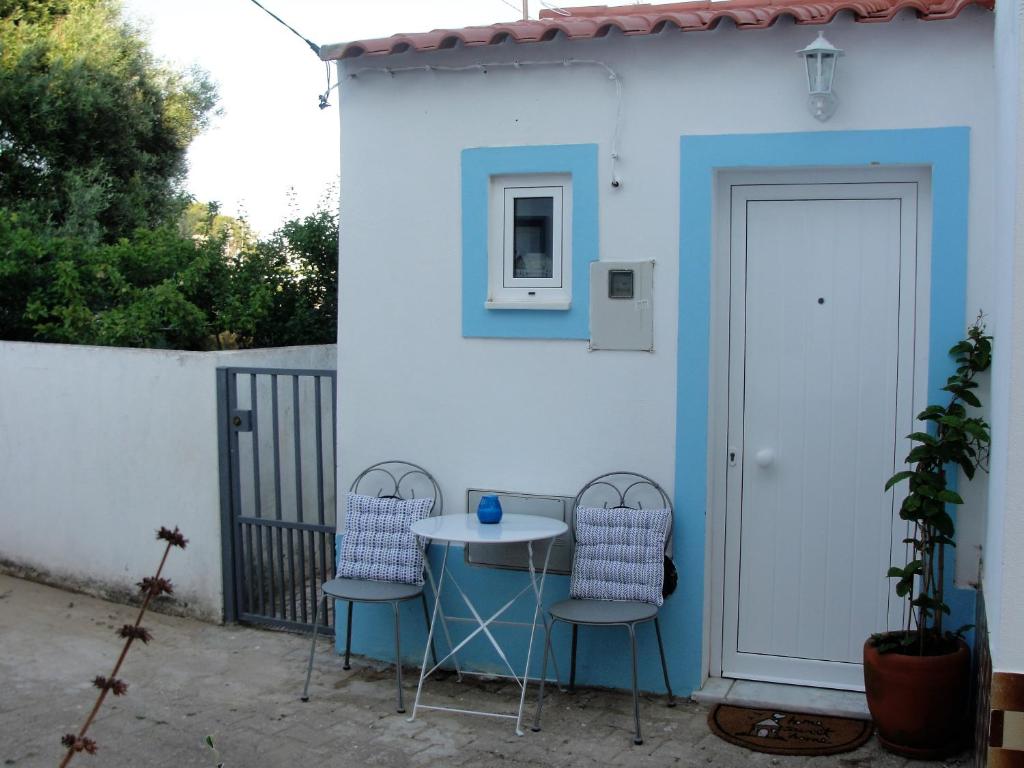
[569, 506, 671, 606]
[336, 493, 433, 585]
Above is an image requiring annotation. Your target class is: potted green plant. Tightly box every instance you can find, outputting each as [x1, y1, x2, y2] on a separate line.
[864, 316, 991, 759]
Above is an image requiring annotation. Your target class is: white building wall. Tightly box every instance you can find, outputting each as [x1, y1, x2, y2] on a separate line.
[0, 342, 335, 621]
[336, 12, 995, 560]
[988, 0, 1024, 673]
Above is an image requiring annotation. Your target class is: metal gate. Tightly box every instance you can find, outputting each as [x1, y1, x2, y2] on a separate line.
[218, 367, 337, 632]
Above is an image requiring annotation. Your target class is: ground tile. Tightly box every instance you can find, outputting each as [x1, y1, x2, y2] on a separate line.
[0, 574, 932, 768]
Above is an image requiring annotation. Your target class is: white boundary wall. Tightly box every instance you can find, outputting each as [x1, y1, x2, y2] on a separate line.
[0, 341, 336, 621]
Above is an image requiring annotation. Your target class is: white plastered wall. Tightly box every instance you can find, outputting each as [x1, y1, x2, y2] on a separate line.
[336, 9, 995, 544]
[0, 341, 336, 621]
[987, 0, 1024, 673]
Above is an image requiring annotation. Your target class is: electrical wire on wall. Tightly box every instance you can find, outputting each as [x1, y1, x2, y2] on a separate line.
[343, 59, 625, 188]
[319, 63, 333, 110]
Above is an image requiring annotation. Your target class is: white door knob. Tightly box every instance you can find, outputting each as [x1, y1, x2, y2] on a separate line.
[755, 449, 775, 468]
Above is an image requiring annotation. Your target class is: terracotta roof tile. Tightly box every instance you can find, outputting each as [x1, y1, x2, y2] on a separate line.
[319, 0, 992, 60]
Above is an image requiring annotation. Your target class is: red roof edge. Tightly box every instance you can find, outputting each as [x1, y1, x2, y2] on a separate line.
[320, 0, 993, 61]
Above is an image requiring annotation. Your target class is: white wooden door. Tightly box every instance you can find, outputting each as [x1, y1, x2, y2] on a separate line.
[721, 182, 919, 690]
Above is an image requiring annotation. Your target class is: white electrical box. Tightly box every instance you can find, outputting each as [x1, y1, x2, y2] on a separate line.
[589, 260, 654, 351]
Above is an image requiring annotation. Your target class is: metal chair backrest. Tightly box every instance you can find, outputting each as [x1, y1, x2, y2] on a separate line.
[571, 471, 673, 555]
[348, 460, 443, 516]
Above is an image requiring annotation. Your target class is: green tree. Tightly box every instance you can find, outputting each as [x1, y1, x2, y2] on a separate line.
[7, 211, 231, 348]
[1, 201, 338, 349]
[178, 202, 254, 260]
[0, 0, 217, 241]
[222, 205, 339, 348]
[0, 1, 338, 350]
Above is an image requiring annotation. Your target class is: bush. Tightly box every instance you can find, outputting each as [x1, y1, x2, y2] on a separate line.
[0, 203, 339, 350]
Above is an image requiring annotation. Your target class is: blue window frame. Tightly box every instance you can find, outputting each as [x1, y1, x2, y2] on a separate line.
[462, 144, 599, 339]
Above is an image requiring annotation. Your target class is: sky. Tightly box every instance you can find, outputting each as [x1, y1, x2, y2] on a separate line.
[120, 1, 566, 235]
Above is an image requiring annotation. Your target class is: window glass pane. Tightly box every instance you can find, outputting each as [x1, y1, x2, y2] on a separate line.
[513, 196, 554, 279]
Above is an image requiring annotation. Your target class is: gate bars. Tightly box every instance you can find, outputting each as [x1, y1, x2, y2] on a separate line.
[218, 367, 337, 632]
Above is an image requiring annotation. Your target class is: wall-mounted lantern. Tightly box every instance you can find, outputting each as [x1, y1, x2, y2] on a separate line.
[797, 32, 844, 122]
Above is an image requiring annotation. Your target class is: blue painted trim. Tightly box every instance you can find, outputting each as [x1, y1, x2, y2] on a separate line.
[462, 144, 599, 339]
[677, 128, 973, 693]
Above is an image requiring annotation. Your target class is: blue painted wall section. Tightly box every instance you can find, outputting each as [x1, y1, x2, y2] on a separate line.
[333, 536, 678, 694]
[676, 127, 974, 693]
[461, 144, 599, 339]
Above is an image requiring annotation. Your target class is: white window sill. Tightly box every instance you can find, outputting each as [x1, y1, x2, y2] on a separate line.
[485, 298, 571, 311]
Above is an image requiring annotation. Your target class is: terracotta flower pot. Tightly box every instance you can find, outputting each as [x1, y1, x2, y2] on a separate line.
[863, 636, 971, 759]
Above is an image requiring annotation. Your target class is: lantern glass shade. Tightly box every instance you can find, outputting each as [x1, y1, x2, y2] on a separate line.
[805, 52, 837, 95]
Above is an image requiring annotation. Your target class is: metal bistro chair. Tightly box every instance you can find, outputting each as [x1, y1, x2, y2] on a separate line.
[532, 471, 676, 745]
[301, 460, 455, 713]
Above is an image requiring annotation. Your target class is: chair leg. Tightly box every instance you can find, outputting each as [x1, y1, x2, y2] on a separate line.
[420, 592, 438, 669]
[569, 624, 578, 694]
[343, 601, 353, 670]
[300, 593, 324, 702]
[628, 624, 643, 745]
[531, 618, 556, 732]
[653, 617, 676, 707]
[392, 602, 405, 714]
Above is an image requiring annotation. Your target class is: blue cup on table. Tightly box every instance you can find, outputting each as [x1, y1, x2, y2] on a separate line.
[476, 494, 503, 524]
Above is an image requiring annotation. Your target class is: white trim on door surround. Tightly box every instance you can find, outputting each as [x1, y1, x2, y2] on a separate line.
[703, 166, 933, 689]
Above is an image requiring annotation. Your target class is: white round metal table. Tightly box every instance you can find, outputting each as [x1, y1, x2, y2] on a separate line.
[408, 513, 568, 735]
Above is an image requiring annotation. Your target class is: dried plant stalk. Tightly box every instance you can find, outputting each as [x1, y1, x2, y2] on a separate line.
[59, 527, 187, 766]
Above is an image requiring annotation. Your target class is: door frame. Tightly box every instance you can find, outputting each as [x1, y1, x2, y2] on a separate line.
[673, 128, 971, 696]
[707, 168, 933, 686]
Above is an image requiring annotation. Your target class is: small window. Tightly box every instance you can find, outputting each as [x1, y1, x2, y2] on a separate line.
[488, 174, 572, 310]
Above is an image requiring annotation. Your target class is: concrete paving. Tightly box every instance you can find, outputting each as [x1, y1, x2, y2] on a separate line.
[0, 574, 969, 767]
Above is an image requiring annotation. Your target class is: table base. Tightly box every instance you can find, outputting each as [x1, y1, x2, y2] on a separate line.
[408, 538, 560, 736]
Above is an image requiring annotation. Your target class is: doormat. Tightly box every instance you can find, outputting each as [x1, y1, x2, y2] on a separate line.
[707, 704, 874, 756]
